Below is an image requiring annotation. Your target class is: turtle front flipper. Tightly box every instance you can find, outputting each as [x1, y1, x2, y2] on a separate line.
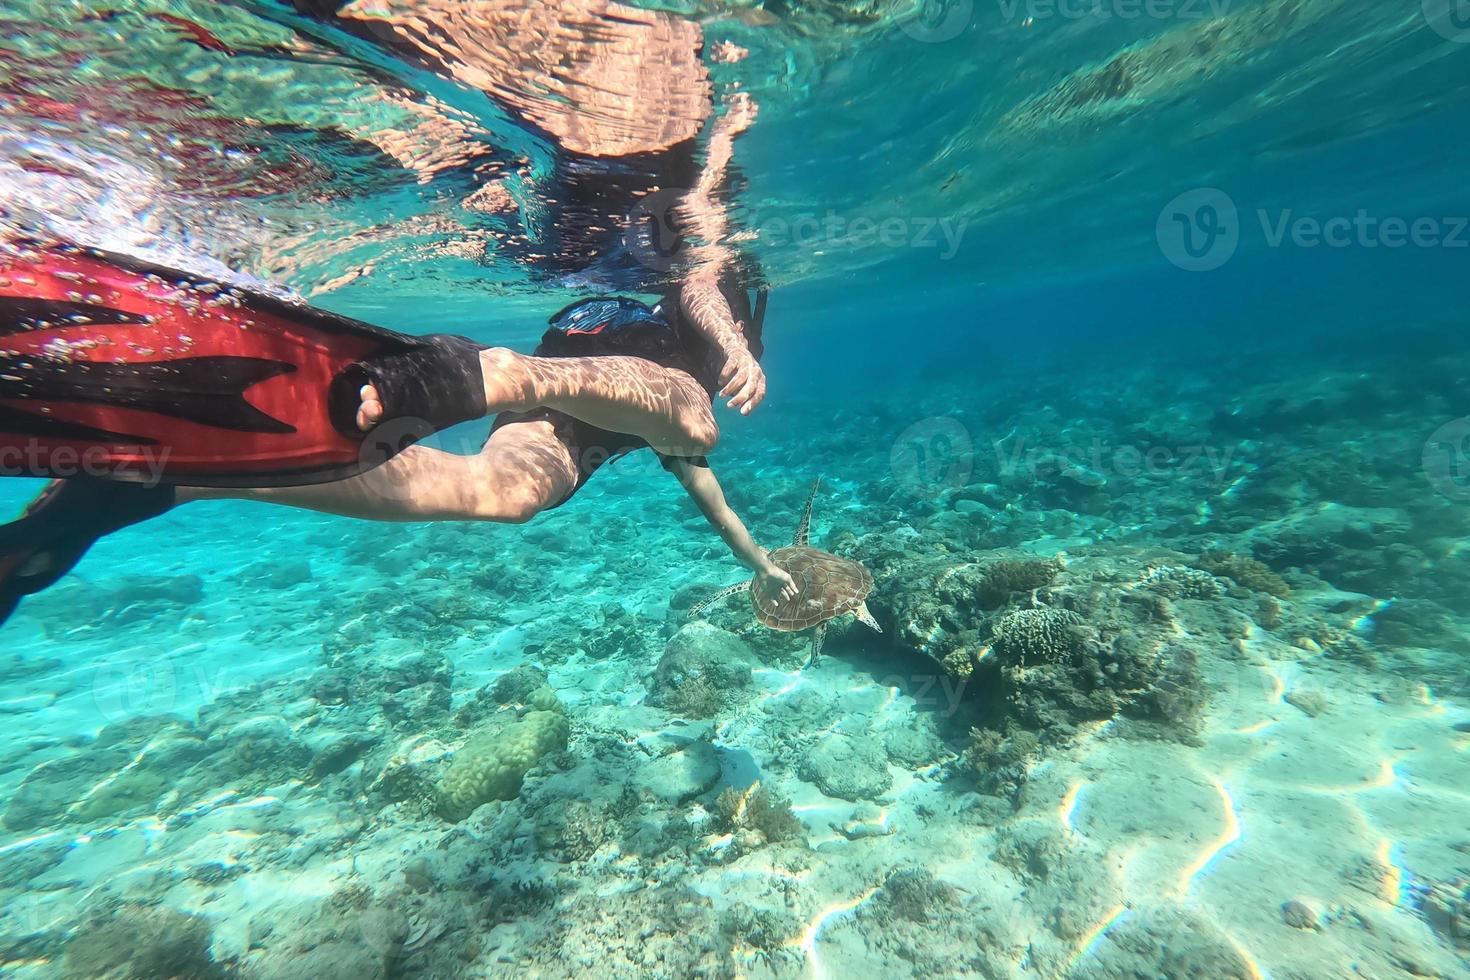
[688, 582, 750, 619]
[805, 621, 828, 669]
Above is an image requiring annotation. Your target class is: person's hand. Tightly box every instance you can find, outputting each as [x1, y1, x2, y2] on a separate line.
[723, 91, 758, 135]
[718, 345, 766, 415]
[756, 563, 799, 604]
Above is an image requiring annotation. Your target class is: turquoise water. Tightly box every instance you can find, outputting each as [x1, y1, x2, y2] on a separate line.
[3, 1, 1470, 977]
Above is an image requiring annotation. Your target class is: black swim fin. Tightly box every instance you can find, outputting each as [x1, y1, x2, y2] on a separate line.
[0, 478, 176, 627]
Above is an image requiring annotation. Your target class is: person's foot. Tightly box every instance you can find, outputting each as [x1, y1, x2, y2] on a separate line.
[356, 383, 384, 432]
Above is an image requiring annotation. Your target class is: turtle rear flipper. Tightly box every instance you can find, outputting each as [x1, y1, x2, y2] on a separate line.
[854, 601, 881, 633]
[804, 622, 828, 669]
[792, 478, 820, 547]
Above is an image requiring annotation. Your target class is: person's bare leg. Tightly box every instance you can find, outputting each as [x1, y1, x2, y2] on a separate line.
[179, 420, 578, 523]
[358, 348, 719, 457]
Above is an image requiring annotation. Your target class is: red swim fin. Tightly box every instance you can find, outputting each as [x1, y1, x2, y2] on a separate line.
[0, 243, 420, 487]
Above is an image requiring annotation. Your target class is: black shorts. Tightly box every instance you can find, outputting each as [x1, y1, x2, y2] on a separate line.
[490, 287, 761, 507]
[488, 327, 705, 508]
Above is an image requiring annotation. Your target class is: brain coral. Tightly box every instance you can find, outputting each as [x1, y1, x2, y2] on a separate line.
[1141, 565, 1222, 600]
[435, 710, 569, 821]
[989, 608, 1085, 665]
[977, 557, 1062, 608]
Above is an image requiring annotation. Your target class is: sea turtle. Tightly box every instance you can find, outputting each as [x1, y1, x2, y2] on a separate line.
[688, 479, 880, 667]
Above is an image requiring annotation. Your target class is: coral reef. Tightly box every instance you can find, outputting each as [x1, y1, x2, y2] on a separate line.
[632, 740, 721, 803]
[435, 709, 569, 821]
[584, 603, 650, 661]
[543, 800, 613, 862]
[4, 716, 209, 831]
[520, 884, 731, 975]
[962, 727, 1041, 798]
[1141, 564, 1224, 600]
[453, 664, 560, 729]
[664, 674, 724, 718]
[648, 621, 759, 712]
[1280, 900, 1319, 930]
[23, 574, 206, 636]
[713, 781, 804, 845]
[988, 607, 1087, 665]
[1423, 877, 1470, 948]
[872, 867, 959, 925]
[1193, 549, 1292, 598]
[1, 322, 1467, 980]
[720, 902, 799, 960]
[60, 906, 224, 980]
[976, 556, 1062, 608]
[1134, 645, 1209, 734]
[882, 720, 944, 768]
[1070, 905, 1260, 979]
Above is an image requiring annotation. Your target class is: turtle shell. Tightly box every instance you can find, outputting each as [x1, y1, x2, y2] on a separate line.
[751, 546, 874, 631]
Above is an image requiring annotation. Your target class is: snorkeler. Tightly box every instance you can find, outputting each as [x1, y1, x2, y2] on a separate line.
[0, 0, 792, 624]
[0, 101, 788, 625]
[0, 250, 793, 625]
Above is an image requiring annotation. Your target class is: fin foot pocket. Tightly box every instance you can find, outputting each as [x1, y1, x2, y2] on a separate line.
[332, 333, 488, 441]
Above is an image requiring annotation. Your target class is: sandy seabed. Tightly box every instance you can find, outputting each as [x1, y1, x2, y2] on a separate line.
[1, 340, 1468, 979]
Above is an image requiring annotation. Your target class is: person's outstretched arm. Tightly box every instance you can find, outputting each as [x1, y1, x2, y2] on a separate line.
[676, 93, 767, 415]
[666, 456, 797, 601]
